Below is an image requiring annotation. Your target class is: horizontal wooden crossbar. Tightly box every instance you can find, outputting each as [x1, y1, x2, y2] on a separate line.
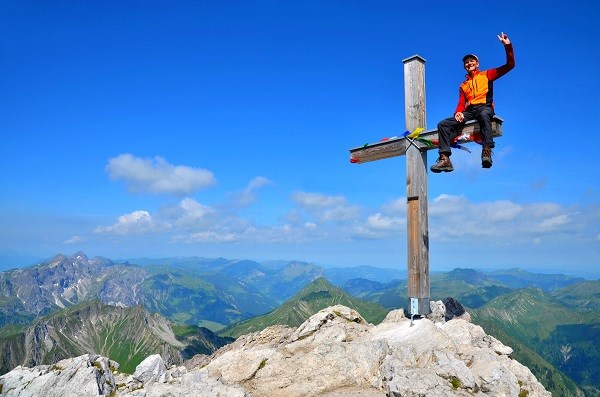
[349, 116, 503, 164]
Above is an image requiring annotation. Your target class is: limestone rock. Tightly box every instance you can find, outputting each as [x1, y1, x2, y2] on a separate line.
[429, 300, 447, 323]
[0, 354, 116, 397]
[0, 303, 551, 397]
[382, 308, 406, 323]
[132, 354, 167, 384]
[121, 367, 248, 397]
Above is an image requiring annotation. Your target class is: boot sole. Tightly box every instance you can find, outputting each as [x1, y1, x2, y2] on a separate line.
[482, 159, 492, 168]
[430, 167, 454, 173]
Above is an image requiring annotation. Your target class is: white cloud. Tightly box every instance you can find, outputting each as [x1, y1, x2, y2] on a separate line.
[97, 198, 217, 236]
[292, 192, 347, 208]
[169, 198, 215, 228]
[342, 198, 408, 240]
[427, 194, 582, 244]
[478, 200, 522, 222]
[528, 202, 562, 217]
[95, 210, 161, 235]
[232, 176, 273, 206]
[64, 235, 85, 244]
[248, 176, 272, 190]
[321, 206, 360, 222]
[292, 191, 360, 222]
[366, 213, 404, 231]
[381, 197, 407, 215]
[430, 194, 469, 216]
[106, 153, 215, 195]
[350, 225, 380, 240]
[180, 231, 238, 243]
[539, 214, 571, 230]
[178, 197, 212, 217]
[91, 185, 597, 262]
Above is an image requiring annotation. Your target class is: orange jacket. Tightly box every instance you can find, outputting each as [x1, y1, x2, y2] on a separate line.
[455, 43, 515, 114]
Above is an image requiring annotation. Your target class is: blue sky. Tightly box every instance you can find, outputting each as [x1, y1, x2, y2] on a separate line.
[1, 1, 599, 275]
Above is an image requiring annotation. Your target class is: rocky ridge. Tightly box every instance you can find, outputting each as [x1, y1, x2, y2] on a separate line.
[0, 300, 236, 376]
[0, 252, 148, 324]
[0, 302, 550, 397]
[0, 301, 186, 375]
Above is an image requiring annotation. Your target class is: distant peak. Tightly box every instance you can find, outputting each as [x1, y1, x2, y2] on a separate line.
[51, 253, 67, 261]
[74, 251, 88, 260]
[307, 277, 334, 287]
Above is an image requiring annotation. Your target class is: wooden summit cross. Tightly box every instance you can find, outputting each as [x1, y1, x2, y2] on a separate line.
[349, 55, 503, 317]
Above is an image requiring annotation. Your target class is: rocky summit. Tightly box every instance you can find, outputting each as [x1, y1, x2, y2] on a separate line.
[0, 303, 550, 397]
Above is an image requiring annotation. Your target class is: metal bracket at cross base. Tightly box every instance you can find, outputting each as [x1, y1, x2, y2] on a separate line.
[410, 297, 430, 326]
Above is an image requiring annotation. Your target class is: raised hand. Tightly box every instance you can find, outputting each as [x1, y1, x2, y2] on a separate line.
[497, 32, 511, 45]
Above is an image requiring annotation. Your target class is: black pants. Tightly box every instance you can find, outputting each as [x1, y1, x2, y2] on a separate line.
[437, 105, 495, 155]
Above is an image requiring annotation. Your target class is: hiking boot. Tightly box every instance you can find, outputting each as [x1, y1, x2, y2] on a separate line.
[430, 154, 454, 173]
[481, 147, 493, 168]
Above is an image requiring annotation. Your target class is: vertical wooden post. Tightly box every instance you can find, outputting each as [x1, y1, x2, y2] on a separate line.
[403, 55, 430, 316]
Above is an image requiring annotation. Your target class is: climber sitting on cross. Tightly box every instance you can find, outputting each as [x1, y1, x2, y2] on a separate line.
[431, 32, 515, 173]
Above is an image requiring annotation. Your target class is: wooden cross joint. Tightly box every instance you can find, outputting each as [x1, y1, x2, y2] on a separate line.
[349, 116, 503, 164]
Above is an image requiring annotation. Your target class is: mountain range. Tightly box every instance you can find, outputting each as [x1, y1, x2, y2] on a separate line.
[0, 252, 598, 396]
[0, 304, 553, 397]
[0, 299, 233, 374]
[221, 277, 389, 338]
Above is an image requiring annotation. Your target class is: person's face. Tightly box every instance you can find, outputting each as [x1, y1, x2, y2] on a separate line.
[464, 57, 479, 73]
